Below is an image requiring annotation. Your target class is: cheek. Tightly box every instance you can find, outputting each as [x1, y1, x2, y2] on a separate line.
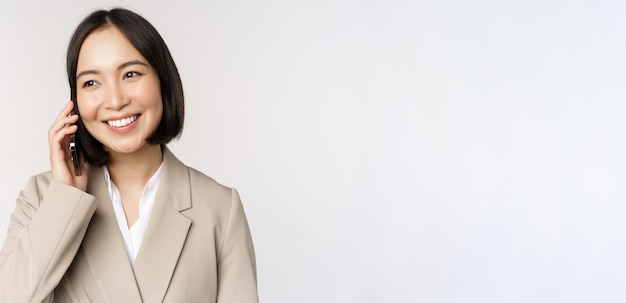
[76, 94, 99, 121]
[75, 99, 100, 139]
[131, 79, 163, 118]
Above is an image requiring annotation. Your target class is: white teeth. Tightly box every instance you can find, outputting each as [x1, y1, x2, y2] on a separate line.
[107, 115, 137, 127]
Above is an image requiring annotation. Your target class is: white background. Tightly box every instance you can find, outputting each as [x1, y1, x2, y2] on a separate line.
[1, 0, 625, 302]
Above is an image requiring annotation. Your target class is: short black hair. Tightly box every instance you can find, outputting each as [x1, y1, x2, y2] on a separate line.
[67, 8, 184, 166]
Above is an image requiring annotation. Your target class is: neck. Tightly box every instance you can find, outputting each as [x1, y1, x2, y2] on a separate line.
[106, 144, 163, 187]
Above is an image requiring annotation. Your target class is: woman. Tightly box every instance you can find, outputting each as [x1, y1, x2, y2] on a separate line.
[0, 8, 258, 302]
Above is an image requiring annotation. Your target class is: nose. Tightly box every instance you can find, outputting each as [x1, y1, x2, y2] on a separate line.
[104, 83, 130, 110]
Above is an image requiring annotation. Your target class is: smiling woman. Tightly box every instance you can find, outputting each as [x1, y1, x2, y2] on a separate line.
[67, 9, 184, 168]
[0, 8, 258, 303]
[76, 26, 163, 161]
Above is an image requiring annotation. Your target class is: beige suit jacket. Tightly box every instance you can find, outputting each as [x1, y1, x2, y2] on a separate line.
[0, 147, 258, 302]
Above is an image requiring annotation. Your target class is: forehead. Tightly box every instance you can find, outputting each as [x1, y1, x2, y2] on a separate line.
[77, 26, 146, 69]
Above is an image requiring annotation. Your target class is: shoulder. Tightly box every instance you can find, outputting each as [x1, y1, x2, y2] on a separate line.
[18, 167, 96, 210]
[163, 147, 238, 215]
[16, 171, 52, 207]
[185, 167, 238, 219]
[163, 146, 236, 204]
[26, 163, 99, 197]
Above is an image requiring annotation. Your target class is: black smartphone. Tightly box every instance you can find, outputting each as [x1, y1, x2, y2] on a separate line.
[70, 135, 81, 176]
[70, 102, 81, 176]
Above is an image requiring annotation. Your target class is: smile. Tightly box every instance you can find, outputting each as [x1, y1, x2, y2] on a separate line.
[107, 115, 138, 128]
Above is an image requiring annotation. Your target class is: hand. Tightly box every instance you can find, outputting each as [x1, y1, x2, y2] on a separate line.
[49, 101, 87, 191]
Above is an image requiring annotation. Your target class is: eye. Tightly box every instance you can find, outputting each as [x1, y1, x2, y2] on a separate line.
[124, 71, 141, 79]
[82, 80, 97, 88]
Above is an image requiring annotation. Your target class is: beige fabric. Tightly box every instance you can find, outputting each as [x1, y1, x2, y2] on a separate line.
[0, 147, 258, 302]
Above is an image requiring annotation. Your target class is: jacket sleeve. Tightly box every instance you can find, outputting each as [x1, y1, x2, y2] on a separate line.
[0, 175, 97, 303]
[216, 188, 259, 303]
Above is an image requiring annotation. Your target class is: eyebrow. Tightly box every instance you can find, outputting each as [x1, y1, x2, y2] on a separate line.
[76, 60, 149, 80]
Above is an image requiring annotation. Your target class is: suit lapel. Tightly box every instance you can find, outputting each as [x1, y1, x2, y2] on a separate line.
[81, 165, 143, 302]
[133, 147, 192, 302]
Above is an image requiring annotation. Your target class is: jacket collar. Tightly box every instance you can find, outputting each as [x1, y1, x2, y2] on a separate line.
[80, 146, 192, 302]
[153, 146, 192, 212]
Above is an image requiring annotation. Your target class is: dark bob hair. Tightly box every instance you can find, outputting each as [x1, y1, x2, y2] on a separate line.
[67, 8, 184, 166]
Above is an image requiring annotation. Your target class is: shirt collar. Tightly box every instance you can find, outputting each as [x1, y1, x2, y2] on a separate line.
[102, 162, 165, 196]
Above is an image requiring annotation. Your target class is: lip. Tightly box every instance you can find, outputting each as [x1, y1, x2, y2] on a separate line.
[103, 114, 141, 134]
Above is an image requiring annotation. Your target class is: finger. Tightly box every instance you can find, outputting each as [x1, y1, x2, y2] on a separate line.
[49, 102, 77, 133]
[48, 113, 79, 139]
[52, 113, 79, 129]
[50, 125, 78, 155]
[53, 101, 75, 123]
[51, 124, 78, 144]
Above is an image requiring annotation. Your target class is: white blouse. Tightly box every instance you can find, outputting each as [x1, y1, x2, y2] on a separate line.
[102, 163, 164, 266]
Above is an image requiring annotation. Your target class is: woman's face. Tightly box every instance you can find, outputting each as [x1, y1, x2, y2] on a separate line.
[76, 25, 163, 156]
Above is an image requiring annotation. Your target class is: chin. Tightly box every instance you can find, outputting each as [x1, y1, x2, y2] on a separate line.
[105, 141, 147, 155]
